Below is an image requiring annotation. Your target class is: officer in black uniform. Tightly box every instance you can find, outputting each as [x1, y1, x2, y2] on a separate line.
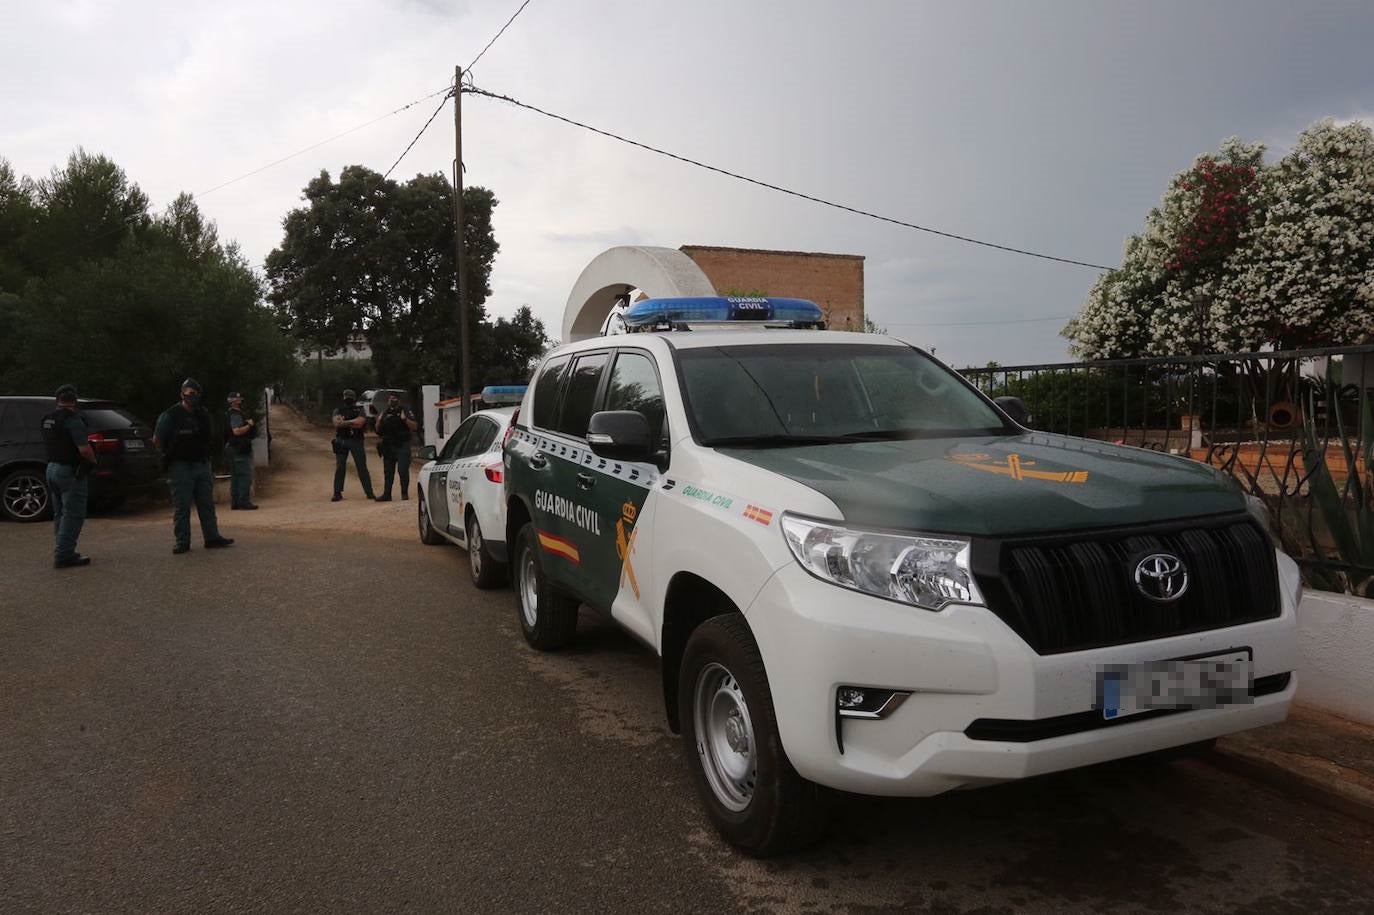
[41, 384, 97, 568]
[331, 389, 375, 502]
[373, 392, 418, 501]
[153, 378, 235, 554]
[224, 391, 259, 510]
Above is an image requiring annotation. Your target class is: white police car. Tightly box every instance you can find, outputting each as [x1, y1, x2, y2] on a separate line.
[417, 389, 523, 588]
[502, 296, 1299, 855]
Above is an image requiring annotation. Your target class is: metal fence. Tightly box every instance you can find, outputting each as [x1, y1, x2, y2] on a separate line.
[961, 345, 1374, 596]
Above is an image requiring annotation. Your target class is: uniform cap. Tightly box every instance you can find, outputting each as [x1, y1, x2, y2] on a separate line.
[226, 391, 243, 401]
[181, 378, 203, 393]
[342, 389, 357, 399]
[55, 384, 79, 402]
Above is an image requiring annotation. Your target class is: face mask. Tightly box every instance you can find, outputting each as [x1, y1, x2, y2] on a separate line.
[184, 392, 202, 406]
[344, 398, 355, 406]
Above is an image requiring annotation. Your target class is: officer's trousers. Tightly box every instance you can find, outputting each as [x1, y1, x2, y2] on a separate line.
[46, 462, 88, 562]
[380, 441, 411, 498]
[226, 447, 254, 507]
[333, 438, 374, 497]
[168, 460, 223, 548]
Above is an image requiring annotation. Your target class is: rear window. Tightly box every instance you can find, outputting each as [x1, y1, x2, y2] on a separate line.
[531, 356, 569, 430]
[80, 406, 144, 432]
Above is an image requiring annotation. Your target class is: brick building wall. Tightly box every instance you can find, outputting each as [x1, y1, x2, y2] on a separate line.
[679, 245, 865, 330]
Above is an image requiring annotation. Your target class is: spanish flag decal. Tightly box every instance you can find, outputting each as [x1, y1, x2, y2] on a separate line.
[537, 530, 582, 564]
[743, 504, 774, 526]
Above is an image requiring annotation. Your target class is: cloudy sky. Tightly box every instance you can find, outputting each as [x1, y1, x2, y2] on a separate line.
[4, 0, 1372, 367]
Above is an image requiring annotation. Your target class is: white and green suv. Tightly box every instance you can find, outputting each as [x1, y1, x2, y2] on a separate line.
[502, 297, 1299, 855]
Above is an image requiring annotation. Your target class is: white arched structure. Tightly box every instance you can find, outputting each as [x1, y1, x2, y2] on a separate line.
[563, 246, 717, 342]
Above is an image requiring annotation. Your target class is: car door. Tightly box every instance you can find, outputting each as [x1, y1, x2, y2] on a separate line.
[427, 418, 474, 540]
[448, 414, 498, 542]
[536, 350, 611, 600]
[580, 348, 669, 622]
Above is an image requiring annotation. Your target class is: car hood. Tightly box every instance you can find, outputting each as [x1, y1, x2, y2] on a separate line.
[720, 433, 1243, 537]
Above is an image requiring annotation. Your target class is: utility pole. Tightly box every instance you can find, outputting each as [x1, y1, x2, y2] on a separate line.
[452, 65, 471, 419]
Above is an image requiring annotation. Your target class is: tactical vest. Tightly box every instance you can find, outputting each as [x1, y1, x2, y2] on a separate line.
[164, 404, 212, 462]
[377, 409, 412, 445]
[42, 409, 82, 465]
[335, 403, 366, 440]
[226, 409, 256, 454]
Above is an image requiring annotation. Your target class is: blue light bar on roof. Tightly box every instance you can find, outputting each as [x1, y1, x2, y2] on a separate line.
[479, 384, 527, 405]
[621, 296, 824, 329]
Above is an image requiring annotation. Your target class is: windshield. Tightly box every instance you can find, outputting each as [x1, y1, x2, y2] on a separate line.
[677, 343, 1013, 446]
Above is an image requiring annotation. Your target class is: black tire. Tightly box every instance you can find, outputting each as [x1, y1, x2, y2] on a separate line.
[466, 511, 506, 590]
[1, 467, 52, 523]
[418, 492, 445, 545]
[512, 522, 579, 650]
[679, 614, 830, 856]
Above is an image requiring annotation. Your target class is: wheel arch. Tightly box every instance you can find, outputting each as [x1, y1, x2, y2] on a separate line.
[660, 571, 747, 733]
[505, 493, 533, 546]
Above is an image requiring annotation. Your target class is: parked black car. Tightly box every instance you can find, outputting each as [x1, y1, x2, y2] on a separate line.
[0, 396, 163, 522]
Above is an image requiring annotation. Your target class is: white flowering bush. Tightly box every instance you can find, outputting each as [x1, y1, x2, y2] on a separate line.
[1066, 122, 1374, 358]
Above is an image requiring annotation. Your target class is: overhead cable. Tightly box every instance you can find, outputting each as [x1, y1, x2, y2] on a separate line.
[195, 84, 453, 199]
[383, 92, 454, 179]
[467, 0, 533, 72]
[464, 86, 1113, 271]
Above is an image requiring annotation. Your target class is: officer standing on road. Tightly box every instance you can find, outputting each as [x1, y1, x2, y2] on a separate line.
[225, 392, 259, 510]
[153, 378, 235, 554]
[331, 389, 375, 502]
[41, 385, 97, 569]
[373, 392, 418, 502]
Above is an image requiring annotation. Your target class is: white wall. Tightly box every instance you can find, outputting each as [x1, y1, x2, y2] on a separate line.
[1296, 590, 1374, 725]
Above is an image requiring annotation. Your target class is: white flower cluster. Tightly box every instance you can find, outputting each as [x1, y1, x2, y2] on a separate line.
[1066, 122, 1374, 358]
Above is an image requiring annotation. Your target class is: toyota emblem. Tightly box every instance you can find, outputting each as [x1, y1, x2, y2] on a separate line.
[1134, 553, 1189, 602]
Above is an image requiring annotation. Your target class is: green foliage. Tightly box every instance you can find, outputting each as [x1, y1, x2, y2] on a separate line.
[0, 150, 293, 427]
[266, 166, 545, 390]
[1300, 383, 1374, 596]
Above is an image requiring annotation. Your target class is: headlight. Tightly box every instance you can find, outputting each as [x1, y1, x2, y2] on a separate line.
[780, 514, 984, 611]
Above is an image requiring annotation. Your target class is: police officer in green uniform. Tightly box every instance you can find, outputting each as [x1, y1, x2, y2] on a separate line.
[153, 378, 235, 554]
[373, 392, 418, 502]
[331, 389, 375, 502]
[42, 384, 97, 568]
[225, 391, 259, 510]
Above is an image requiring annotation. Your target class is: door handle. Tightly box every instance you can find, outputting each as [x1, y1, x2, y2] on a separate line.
[459, 475, 469, 481]
[529, 453, 548, 470]
[577, 472, 595, 490]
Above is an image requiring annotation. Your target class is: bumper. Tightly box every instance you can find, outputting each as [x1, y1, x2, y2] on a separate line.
[745, 555, 1300, 797]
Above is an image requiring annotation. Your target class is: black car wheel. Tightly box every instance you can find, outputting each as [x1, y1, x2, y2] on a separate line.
[512, 523, 579, 650]
[1, 467, 52, 522]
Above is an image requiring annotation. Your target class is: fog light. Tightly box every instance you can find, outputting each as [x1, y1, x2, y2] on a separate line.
[835, 686, 911, 719]
[837, 687, 866, 709]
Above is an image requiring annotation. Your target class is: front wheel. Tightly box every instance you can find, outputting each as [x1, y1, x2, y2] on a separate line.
[512, 523, 579, 650]
[1, 468, 51, 522]
[418, 493, 444, 545]
[466, 512, 506, 589]
[679, 614, 830, 856]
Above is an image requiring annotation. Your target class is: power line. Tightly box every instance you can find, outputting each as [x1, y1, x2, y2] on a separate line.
[194, 85, 453, 199]
[383, 92, 454, 179]
[883, 314, 1075, 328]
[464, 85, 1113, 271]
[467, 0, 533, 72]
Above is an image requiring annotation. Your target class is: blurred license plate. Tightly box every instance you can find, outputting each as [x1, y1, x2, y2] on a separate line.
[1100, 650, 1251, 720]
[125, 439, 145, 450]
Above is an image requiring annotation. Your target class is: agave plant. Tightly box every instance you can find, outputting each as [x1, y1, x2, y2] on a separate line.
[1299, 380, 1374, 595]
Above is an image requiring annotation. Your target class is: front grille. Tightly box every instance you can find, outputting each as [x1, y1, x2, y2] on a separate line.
[972, 514, 1280, 655]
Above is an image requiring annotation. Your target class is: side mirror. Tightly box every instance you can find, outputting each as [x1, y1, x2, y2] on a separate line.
[588, 411, 651, 463]
[419, 445, 437, 462]
[994, 396, 1030, 427]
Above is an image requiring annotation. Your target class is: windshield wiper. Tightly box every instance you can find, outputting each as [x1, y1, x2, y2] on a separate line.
[702, 434, 850, 448]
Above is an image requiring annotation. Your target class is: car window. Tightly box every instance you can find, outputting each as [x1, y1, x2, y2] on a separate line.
[441, 418, 477, 461]
[605, 351, 667, 448]
[79, 407, 142, 432]
[556, 352, 609, 439]
[461, 417, 499, 457]
[531, 356, 569, 430]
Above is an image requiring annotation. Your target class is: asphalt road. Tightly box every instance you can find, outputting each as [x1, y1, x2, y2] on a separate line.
[3, 513, 1373, 914]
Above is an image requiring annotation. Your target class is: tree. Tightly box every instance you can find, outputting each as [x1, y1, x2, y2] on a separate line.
[0, 151, 292, 428]
[1065, 121, 1374, 358]
[266, 167, 535, 391]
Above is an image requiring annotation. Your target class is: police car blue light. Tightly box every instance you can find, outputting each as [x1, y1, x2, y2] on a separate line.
[620, 296, 825, 330]
[479, 385, 528, 405]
